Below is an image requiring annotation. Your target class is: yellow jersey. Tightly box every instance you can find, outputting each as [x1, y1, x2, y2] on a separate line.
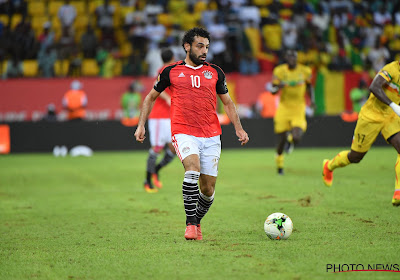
[361, 61, 400, 120]
[272, 63, 312, 108]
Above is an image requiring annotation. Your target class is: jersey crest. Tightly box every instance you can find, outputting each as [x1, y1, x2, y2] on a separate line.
[203, 70, 213, 80]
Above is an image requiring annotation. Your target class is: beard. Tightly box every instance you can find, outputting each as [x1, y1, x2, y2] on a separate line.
[188, 48, 205, 66]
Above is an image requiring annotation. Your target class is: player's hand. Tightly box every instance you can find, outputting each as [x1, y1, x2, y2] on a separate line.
[265, 82, 282, 94]
[236, 129, 249, 146]
[134, 125, 146, 143]
[390, 102, 400, 117]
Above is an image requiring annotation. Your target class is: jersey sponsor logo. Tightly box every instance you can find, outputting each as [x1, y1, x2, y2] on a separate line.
[178, 72, 185, 77]
[203, 70, 213, 79]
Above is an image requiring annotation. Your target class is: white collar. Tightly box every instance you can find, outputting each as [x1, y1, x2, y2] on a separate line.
[183, 61, 204, 70]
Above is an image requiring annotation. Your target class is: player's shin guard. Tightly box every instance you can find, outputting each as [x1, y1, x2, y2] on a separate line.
[156, 148, 175, 173]
[182, 171, 200, 225]
[328, 150, 350, 171]
[195, 191, 215, 224]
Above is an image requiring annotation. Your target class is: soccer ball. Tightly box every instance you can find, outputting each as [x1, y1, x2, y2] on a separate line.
[264, 212, 293, 240]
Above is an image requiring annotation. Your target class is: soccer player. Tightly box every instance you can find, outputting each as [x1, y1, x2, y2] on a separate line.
[134, 27, 249, 240]
[267, 50, 314, 175]
[143, 49, 176, 193]
[322, 61, 400, 206]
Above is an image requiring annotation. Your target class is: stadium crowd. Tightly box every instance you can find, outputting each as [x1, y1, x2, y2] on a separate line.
[0, 0, 399, 79]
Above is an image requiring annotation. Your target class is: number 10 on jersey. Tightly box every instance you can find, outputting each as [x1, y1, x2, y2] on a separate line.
[190, 75, 201, 88]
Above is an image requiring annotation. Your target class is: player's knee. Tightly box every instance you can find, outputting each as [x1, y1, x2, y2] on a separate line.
[201, 183, 215, 196]
[153, 146, 164, 153]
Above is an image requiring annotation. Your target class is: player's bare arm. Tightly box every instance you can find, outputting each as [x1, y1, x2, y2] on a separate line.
[369, 74, 400, 116]
[218, 93, 249, 145]
[134, 88, 161, 143]
[158, 91, 171, 106]
[369, 74, 392, 105]
[307, 82, 316, 108]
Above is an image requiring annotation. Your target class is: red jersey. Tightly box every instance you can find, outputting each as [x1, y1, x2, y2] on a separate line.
[149, 87, 171, 119]
[154, 61, 228, 137]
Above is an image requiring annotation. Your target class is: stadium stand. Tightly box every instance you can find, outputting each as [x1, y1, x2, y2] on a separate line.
[0, 0, 398, 81]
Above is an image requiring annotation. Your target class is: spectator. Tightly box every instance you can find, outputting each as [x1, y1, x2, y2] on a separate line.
[3, 55, 23, 79]
[168, 25, 186, 61]
[368, 39, 390, 73]
[3, 0, 27, 21]
[201, 1, 217, 28]
[12, 18, 38, 59]
[128, 21, 147, 56]
[373, 5, 392, 26]
[311, 3, 330, 36]
[144, 16, 166, 51]
[261, 18, 282, 53]
[80, 25, 98, 58]
[143, 0, 163, 17]
[121, 53, 144, 76]
[145, 43, 162, 77]
[41, 103, 58, 122]
[362, 22, 383, 49]
[256, 88, 278, 118]
[350, 80, 369, 113]
[292, 0, 307, 30]
[57, 0, 77, 32]
[68, 46, 82, 77]
[62, 80, 87, 121]
[239, 53, 259, 75]
[238, 3, 260, 25]
[96, 42, 116, 78]
[0, 0, 7, 14]
[281, 15, 298, 50]
[121, 81, 142, 119]
[38, 21, 55, 51]
[57, 26, 75, 61]
[208, 15, 229, 69]
[37, 46, 57, 78]
[95, 0, 116, 47]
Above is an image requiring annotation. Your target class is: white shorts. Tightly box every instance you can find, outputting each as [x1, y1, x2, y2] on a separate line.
[172, 134, 221, 177]
[148, 119, 172, 149]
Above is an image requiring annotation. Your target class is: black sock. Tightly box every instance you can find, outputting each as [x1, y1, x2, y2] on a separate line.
[195, 192, 215, 224]
[155, 148, 175, 174]
[146, 148, 158, 180]
[182, 171, 200, 225]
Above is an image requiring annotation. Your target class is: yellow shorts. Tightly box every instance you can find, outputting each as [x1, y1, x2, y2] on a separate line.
[274, 107, 307, 134]
[351, 112, 400, 152]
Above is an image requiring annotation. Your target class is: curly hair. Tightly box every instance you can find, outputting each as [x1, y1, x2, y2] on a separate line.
[181, 27, 211, 52]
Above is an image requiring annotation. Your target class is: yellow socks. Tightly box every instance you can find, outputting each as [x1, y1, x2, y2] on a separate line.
[287, 133, 293, 143]
[395, 154, 400, 190]
[328, 150, 350, 171]
[275, 154, 284, 169]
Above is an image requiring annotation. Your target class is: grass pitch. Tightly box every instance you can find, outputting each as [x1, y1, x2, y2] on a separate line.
[1, 147, 399, 280]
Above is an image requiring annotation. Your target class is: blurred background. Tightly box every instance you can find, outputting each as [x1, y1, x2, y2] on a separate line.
[0, 0, 397, 152]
